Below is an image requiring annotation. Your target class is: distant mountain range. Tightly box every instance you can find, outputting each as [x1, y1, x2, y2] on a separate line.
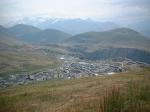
[0, 23, 150, 68]
[2, 24, 150, 50]
[9, 24, 71, 44]
[8, 18, 120, 34]
[66, 28, 150, 51]
[35, 19, 120, 34]
[9, 24, 41, 37]
[6, 18, 150, 37]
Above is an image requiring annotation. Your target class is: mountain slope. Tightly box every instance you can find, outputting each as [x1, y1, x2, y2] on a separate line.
[12, 18, 120, 34]
[66, 28, 150, 50]
[69, 47, 150, 64]
[0, 25, 25, 47]
[128, 20, 150, 38]
[0, 26, 57, 76]
[21, 29, 71, 44]
[9, 24, 41, 37]
[9, 24, 71, 44]
[65, 28, 150, 63]
[0, 25, 8, 33]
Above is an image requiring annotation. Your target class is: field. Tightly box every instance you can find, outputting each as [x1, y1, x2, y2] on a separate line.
[0, 69, 150, 112]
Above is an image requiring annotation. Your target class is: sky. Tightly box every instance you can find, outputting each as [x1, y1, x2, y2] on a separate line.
[0, 0, 150, 25]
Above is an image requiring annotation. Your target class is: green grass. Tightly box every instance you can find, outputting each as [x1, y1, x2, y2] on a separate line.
[0, 69, 150, 112]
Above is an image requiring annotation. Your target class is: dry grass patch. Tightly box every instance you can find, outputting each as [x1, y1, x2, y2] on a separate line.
[0, 69, 150, 112]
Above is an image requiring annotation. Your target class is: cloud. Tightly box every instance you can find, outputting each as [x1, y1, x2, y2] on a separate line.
[0, 0, 149, 25]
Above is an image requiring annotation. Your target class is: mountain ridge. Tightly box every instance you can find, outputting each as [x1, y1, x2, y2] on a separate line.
[9, 24, 41, 37]
[8, 18, 120, 34]
[8, 24, 72, 44]
[66, 27, 150, 51]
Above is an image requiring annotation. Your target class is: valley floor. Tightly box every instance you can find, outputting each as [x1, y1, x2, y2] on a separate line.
[0, 69, 150, 112]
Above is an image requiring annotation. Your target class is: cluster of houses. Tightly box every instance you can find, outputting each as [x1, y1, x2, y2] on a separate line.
[0, 56, 128, 88]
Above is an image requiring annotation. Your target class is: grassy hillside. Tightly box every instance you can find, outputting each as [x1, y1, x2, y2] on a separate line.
[21, 29, 71, 44]
[9, 24, 71, 44]
[65, 28, 150, 63]
[0, 26, 58, 76]
[9, 24, 41, 37]
[66, 28, 150, 51]
[0, 49, 58, 76]
[0, 69, 149, 112]
[0, 25, 25, 47]
[69, 47, 150, 64]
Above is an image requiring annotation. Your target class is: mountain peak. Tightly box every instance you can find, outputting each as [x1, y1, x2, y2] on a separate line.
[0, 25, 7, 32]
[10, 24, 41, 31]
[9, 24, 41, 36]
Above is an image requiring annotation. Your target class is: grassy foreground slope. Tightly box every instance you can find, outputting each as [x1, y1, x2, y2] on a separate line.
[0, 69, 150, 112]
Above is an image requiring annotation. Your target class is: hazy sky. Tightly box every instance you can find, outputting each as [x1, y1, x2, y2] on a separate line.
[0, 0, 150, 25]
